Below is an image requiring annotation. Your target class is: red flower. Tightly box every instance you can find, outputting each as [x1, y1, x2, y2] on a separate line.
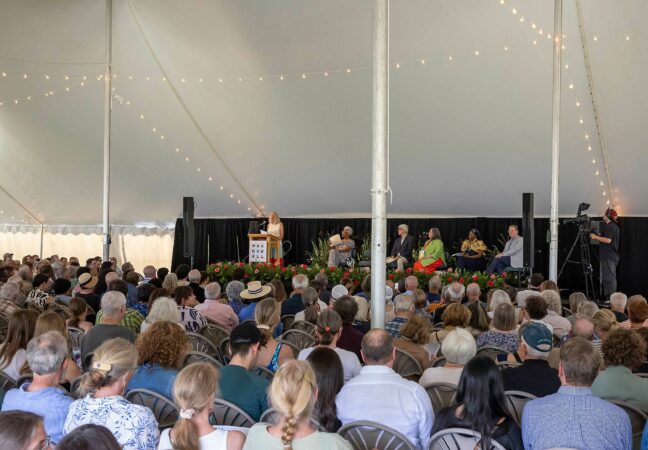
[447, 268, 454, 273]
[329, 266, 335, 272]
[459, 277, 465, 284]
[472, 275, 478, 281]
[388, 274, 395, 280]
[215, 268, 220, 273]
[224, 265, 229, 269]
[281, 267, 287, 272]
[405, 267, 413, 274]
[343, 272, 350, 278]
[244, 274, 250, 279]
[254, 269, 259, 274]
[448, 277, 453, 282]
[487, 280, 494, 287]
[502, 272, 508, 278]
[320, 269, 325, 273]
[490, 274, 496, 280]
[353, 280, 360, 286]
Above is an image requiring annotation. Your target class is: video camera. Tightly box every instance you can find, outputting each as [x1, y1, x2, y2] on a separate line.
[562, 202, 596, 232]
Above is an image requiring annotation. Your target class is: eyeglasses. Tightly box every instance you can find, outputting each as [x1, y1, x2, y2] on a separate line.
[38, 435, 52, 450]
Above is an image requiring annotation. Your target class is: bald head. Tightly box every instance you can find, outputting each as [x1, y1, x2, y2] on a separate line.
[361, 329, 395, 366]
[466, 283, 481, 301]
[405, 276, 419, 292]
[572, 316, 595, 341]
[105, 272, 119, 285]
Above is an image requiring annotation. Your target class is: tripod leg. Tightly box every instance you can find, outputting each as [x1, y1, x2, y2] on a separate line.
[558, 234, 581, 280]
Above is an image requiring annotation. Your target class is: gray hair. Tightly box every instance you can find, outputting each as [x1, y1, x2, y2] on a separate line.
[610, 292, 628, 310]
[394, 294, 414, 313]
[441, 328, 477, 365]
[226, 281, 245, 301]
[577, 301, 599, 319]
[26, 331, 68, 375]
[0, 282, 20, 302]
[343, 226, 353, 236]
[466, 283, 481, 298]
[314, 272, 328, 286]
[188, 269, 201, 284]
[428, 276, 442, 292]
[204, 282, 221, 300]
[101, 291, 126, 317]
[144, 297, 180, 325]
[541, 290, 562, 314]
[302, 287, 319, 306]
[444, 282, 466, 303]
[17, 266, 32, 280]
[489, 289, 511, 311]
[292, 274, 309, 290]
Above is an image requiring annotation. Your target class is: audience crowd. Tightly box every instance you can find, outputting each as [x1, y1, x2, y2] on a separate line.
[0, 253, 645, 449]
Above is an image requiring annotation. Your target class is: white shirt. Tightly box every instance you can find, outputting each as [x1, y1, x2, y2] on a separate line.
[298, 346, 361, 383]
[418, 366, 463, 387]
[159, 427, 228, 449]
[294, 300, 328, 322]
[0, 348, 26, 380]
[336, 365, 434, 450]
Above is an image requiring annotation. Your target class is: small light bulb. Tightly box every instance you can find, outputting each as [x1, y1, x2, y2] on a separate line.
[160, 135, 165, 140]
[45, 75, 50, 80]
[592, 158, 596, 164]
[420, 59, 425, 64]
[64, 75, 69, 80]
[140, 114, 144, 119]
[80, 82, 85, 86]
[238, 200, 241, 204]
[65, 87, 70, 91]
[220, 186, 224, 190]
[519, 16, 525, 23]
[181, 78, 186, 82]
[547, 33, 552, 39]
[152, 127, 156, 132]
[346, 69, 351, 73]
[585, 133, 589, 139]
[259, 77, 263, 81]
[533, 40, 537, 46]
[185, 157, 189, 162]
[565, 64, 569, 69]
[248, 207, 252, 211]
[531, 23, 537, 29]
[27, 96, 31, 100]
[596, 170, 599, 175]
[603, 191, 606, 196]
[230, 194, 234, 198]
[600, 181, 604, 186]
[163, 77, 167, 82]
[626, 35, 630, 41]
[512, 8, 517, 14]
[504, 46, 509, 51]
[175, 148, 179, 152]
[576, 101, 580, 107]
[561, 45, 566, 50]
[219, 78, 223, 83]
[539, 29, 544, 35]
[324, 72, 329, 77]
[500, 0, 504, 4]
[14, 99, 18, 104]
[579, 118, 584, 124]
[569, 84, 574, 89]
[280, 75, 284, 80]
[23, 73, 27, 79]
[593, 36, 598, 41]
[395, 63, 400, 69]
[1, 72, 6, 77]
[474, 50, 480, 56]
[83, 75, 87, 80]
[238, 77, 242, 82]
[588, 145, 592, 151]
[197, 168, 200, 172]
[199, 78, 203, 82]
[126, 101, 130, 105]
[302, 74, 306, 79]
[606, 200, 610, 205]
[128, 75, 133, 80]
[209, 177, 212, 181]
[448, 56, 453, 61]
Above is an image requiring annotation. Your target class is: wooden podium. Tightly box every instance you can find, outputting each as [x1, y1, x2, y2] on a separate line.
[248, 234, 281, 264]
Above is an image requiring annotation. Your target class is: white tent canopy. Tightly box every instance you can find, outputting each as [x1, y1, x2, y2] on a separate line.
[0, 0, 645, 231]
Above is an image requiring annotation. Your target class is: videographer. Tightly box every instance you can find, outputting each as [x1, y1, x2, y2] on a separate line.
[590, 208, 620, 299]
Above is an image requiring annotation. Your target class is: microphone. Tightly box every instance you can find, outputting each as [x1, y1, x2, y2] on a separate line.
[259, 220, 267, 227]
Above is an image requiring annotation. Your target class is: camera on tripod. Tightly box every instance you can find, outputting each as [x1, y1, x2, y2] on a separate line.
[562, 202, 596, 234]
[558, 202, 597, 299]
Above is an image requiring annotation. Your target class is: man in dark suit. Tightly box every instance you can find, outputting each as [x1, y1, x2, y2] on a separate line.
[390, 224, 415, 272]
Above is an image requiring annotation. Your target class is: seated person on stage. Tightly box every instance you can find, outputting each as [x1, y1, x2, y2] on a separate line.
[413, 228, 445, 274]
[456, 228, 487, 272]
[388, 224, 415, 272]
[327, 226, 355, 268]
[487, 225, 524, 275]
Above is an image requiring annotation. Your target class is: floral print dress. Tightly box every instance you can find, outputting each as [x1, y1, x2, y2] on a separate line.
[64, 395, 159, 450]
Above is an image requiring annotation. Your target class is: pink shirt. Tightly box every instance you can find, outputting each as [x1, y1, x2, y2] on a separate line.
[195, 300, 239, 332]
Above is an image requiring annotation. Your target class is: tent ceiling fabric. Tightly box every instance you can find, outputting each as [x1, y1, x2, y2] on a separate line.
[0, 0, 644, 226]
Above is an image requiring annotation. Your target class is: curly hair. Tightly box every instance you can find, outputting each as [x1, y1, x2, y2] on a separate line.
[399, 315, 430, 344]
[601, 328, 646, 370]
[628, 302, 648, 324]
[136, 321, 189, 369]
[636, 328, 648, 361]
[442, 303, 471, 327]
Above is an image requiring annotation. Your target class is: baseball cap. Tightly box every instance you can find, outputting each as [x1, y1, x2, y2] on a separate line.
[521, 322, 553, 352]
[331, 285, 349, 301]
[230, 322, 261, 345]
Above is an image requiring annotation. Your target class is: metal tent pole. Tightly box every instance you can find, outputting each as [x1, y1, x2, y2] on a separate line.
[549, 0, 563, 282]
[370, 0, 389, 329]
[102, 0, 113, 261]
[40, 224, 44, 258]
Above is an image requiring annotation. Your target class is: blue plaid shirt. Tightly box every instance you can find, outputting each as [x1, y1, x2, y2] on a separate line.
[384, 317, 408, 338]
[522, 386, 632, 450]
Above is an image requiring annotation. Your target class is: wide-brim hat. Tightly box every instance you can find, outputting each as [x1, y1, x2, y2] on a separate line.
[78, 272, 98, 289]
[240, 280, 272, 300]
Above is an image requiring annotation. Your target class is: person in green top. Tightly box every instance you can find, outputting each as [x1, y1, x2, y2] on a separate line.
[414, 228, 445, 274]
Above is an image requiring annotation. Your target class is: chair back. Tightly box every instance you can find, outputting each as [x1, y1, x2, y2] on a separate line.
[428, 428, 506, 450]
[260, 407, 323, 430]
[0, 371, 16, 391]
[280, 329, 316, 353]
[67, 327, 85, 352]
[338, 420, 416, 450]
[561, 307, 573, 318]
[497, 362, 521, 371]
[82, 352, 95, 372]
[182, 351, 222, 369]
[635, 373, 648, 379]
[423, 382, 458, 415]
[199, 324, 230, 350]
[186, 332, 220, 359]
[503, 390, 537, 425]
[432, 356, 446, 367]
[290, 320, 317, 337]
[251, 365, 275, 381]
[280, 314, 295, 331]
[393, 348, 423, 381]
[211, 398, 255, 428]
[476, 346, 509, 362]
[86, 304, 96, 316]
[126, 388, 179, 429]
[219, 337, 231, 364]
[608, 399, 648, 449]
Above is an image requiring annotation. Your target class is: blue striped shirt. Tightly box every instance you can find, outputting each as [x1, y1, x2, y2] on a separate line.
[522, 386, 632, 450]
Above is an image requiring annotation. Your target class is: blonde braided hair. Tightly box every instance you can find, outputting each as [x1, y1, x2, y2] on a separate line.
[269, 360, 317, 449]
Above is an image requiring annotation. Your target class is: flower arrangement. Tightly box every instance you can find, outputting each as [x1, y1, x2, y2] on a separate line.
[206, 261, 510, 290]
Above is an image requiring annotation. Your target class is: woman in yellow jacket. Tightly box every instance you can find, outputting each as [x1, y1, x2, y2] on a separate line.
[414, 228, 445, 274]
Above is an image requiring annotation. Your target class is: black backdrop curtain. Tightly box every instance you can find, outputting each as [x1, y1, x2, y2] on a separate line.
[172, 217, 647, 297]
